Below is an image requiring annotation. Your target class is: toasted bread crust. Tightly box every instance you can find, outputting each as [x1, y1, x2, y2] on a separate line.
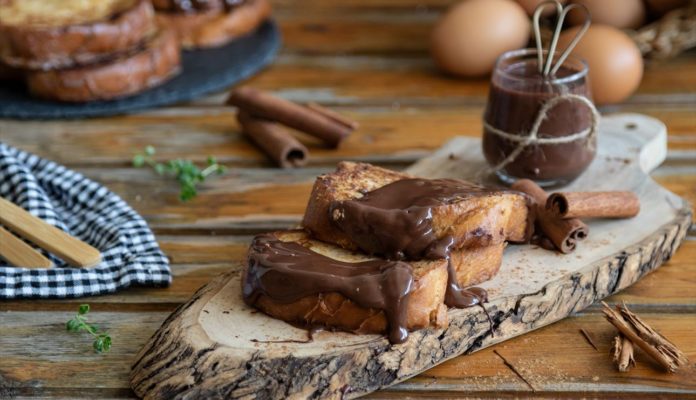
[0, 0, 155, 71]
[155, 0, 271, 49]
[303, 162, 531, 252]
[303, 162, 406, 251]
[244, 230, 450, 335]
[450, 243, 505, 287]
[26, 29, 181, 102]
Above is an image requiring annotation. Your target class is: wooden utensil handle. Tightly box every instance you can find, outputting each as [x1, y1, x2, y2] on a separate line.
[0, 226, 53, 268]
[0, 198, 101, 267]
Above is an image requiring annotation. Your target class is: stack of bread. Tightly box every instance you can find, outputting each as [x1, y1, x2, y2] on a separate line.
[243, 162, 532, 344]
[0, 0, 182, 102]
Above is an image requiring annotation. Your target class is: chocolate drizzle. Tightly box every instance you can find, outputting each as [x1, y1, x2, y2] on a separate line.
[167, 0, 244, 12]
[331, 178, 490, 308]
[445, 263, 488, 308]
[331, 178, 491, 260]
[243, 234, 414, 344]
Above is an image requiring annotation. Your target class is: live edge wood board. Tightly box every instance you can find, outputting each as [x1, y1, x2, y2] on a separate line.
[130, 114, 692, 399]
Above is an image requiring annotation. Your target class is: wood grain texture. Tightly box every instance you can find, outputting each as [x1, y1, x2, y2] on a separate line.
[1, 311, 693, 398]
[0, 226, 53, 268]
[129, 115, 692, 399]
[2, 106, 693, 168]
[379, 313, 696, 397]
[1, 2, 695, 398]
[130, 213, 690, 399]
[0, 198, 101, 267]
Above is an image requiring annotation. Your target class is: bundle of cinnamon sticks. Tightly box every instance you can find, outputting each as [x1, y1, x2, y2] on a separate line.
[603, 302, 688, 373]
[512, 179, 640, 253]
[227, 87, 358, 168]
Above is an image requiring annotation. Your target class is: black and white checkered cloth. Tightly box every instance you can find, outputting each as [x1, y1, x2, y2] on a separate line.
[0, 142, 171, 298]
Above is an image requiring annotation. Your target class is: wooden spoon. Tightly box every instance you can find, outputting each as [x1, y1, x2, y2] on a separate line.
[0, 226, 53, 268]
[0, 198, 101, 267]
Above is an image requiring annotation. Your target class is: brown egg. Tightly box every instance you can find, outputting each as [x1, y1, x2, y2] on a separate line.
[516, 0, 567, 16]
[568, 0, 645, 29]
[644, 0, 687, 16]
[558, 25, 643, 105]
[431, 0, 530, 77]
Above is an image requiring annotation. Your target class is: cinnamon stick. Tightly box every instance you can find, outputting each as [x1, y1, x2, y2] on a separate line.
[227, 87, 355, 148]
[612, 334, 636, 372]
[511, 179, 589, 253]
[307, 102, 359, 130]
[602, 302, 689, 372]
[237, 111, 308, 169]
[547, 191, 640, 219]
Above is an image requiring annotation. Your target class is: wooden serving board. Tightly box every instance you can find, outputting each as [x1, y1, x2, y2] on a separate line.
[130, 114, 691, 399]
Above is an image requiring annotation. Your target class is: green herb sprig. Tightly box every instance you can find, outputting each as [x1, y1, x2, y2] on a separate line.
[133, 146, 226, 202]
[66, 304, 112, 353]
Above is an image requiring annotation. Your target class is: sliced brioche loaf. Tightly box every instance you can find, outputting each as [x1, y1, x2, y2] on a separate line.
[303, 162, 531, 253]
[0, 0, 155, 70]
[155, 0, 271, 49]
[26, 29, 181, 102]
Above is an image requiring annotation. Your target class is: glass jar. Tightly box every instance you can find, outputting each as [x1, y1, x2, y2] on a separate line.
[482, 49, 596, 187]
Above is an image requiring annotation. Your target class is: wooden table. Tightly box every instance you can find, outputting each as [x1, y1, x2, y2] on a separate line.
[1, 1, 695, 398]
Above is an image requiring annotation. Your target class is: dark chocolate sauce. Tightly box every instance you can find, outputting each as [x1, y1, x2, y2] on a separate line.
[331, 178, 490, 308]
[243, 234, 414, 344]
[445, 264, 488, 307]
[167, 0, 244, 12]
[483, 63, 594, 183]
[331, 178, 491, 260]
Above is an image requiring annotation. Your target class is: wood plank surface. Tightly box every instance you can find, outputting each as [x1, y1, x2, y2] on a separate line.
[0, 0, 694, 398]
[2, 107, 693, 167]
[0, 312, 693, 398]
[1, 161, 684, 235]
[380, 313, 696, 397]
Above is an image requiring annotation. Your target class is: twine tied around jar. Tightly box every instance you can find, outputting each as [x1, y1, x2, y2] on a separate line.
[482, 93, 601, 174]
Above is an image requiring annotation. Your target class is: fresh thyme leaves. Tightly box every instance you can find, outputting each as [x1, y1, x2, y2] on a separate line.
[133, 146, 226, 202]
[66, 304, 112, 353]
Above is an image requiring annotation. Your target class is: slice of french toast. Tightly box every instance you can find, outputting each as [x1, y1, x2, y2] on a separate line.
[154, 0, 272, 49]
[244, 230, 449, 337]
[26, 29, 181, 102]
[0, 0, 155, 71]
[243, 230, 505, 338]
[302, 162, 531, 255]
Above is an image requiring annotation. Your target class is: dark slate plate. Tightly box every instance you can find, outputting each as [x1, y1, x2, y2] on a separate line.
[0, 20, 281, 120]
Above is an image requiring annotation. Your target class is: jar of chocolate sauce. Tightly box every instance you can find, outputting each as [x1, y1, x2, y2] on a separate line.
[482, 49, 596, 187]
